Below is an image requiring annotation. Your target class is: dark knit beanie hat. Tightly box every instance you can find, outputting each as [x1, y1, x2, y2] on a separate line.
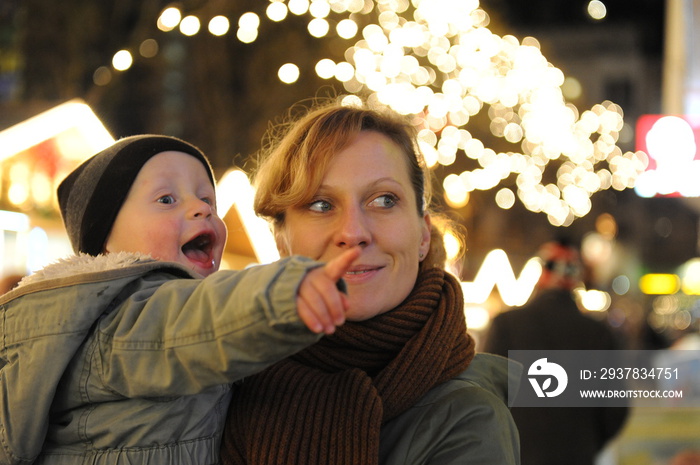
[57, 134, 215, 256]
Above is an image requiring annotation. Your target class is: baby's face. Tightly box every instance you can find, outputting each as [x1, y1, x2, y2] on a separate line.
[104, 151, 227, 277]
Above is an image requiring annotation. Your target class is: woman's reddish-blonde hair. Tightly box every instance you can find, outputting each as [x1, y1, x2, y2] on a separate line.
[253, 99, 464, 269]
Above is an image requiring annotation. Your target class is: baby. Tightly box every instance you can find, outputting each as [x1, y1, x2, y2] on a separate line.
[0, 135, 357, 464]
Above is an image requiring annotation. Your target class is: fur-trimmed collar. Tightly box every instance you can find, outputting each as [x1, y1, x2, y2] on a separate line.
[18, 252, 158, 288]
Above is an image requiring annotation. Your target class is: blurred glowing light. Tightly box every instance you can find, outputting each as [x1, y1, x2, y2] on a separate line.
[217, 170, 279, 264]
[673, 311, 692, 330]
[93, 66, 112, 86]
[237, 28, 258, 43]
[562, 76, 582, 100]
[464, 305, 490, 330]
[639, 274, 681, 295]
[27, 227, 49, 273]
[334, 62, 355, 82]
[495, 187, 515, 209]
[289, 0, 310, 15]
[522, 36, 540, 48]
[239, 12, 260, 29]
[315, 59, 336, 79]
[503, 123, 523, 143]
[0, 210, 29, 232]
[266, 2, 288, 22]
[30, 172, 52, 205]
[208, 16, 230, 36]
[582, 232, 613, 265]
[363, 24, 388, 51]
[653, 295, 678, 315]
[612, 275, 630, 295]
[595, 213, 617, 239]
[576, 288, 611, 312]
[341, 94, 363, 107]
[443, 231, 462, 261]
[635, 116, 699, 197]
[462, 249, 543, 306]
[203, 0, 645, 224]
[587, 1, 607, 20]
[308, 18, 330, 37]
[337, 19, 358, 39]
[180, 15, 201, 36]
[309, 0, 331, 18]
[680, 258, 700, 295]
[112, 50, 133, 71]
[158, 7, 181, 31]
[0, 100, 113, 165]
[278, 63, 300, 83]
[139, 39, 159, 57]
[8, 182, 28, 206]
[443, 174, 469, 207]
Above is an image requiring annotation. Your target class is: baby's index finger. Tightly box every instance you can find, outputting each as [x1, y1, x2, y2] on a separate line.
[323, 247, 361, 283]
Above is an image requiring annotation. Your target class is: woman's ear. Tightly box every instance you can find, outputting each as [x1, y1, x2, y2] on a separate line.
[275, 229, 291, 257]
[419, 213, 431, 261]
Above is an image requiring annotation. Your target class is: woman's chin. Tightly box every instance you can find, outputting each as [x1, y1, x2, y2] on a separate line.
[345, 301, 391, 321]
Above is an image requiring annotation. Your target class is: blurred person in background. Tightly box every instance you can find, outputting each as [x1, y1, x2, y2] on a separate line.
[484, 238, 628, 465]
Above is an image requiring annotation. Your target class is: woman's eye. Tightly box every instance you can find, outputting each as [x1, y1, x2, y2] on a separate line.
[369, 194, 397, 208]
[308, 199, 332, 212]
[157, 195, 175, 205]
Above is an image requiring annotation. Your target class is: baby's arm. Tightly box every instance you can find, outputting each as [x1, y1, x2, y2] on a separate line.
[93, 251, 361, 396]
[296, 247, 360, 334]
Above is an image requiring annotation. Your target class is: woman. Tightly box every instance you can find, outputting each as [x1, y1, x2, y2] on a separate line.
[221, 101, 521, 465]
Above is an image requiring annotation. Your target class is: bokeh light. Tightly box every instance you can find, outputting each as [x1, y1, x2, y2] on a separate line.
[179, 15, 201, 36]
[111, 50, 133, 71]
[267, 2, 289, 22]
[143, 0, 650, 225]
[587, 1, 607, 21]
[157, 7, 181, 31]
[208, 16, 230, 36]
[278, 63, 300, 83]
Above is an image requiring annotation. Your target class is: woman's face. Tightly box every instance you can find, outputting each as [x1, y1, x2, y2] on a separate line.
[278, 130, 431, 321]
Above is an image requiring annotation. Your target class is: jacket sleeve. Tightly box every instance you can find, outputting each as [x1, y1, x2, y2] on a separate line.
[93, 256, 324, 397]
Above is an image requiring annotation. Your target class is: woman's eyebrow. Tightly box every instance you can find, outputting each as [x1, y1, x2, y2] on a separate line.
[318, 177, 404, 192]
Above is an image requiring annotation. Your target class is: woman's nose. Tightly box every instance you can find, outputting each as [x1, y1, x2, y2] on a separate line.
[335, 206, 370, 248]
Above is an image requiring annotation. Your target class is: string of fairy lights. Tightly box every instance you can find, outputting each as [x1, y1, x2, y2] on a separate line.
[96, 0, 649, 227]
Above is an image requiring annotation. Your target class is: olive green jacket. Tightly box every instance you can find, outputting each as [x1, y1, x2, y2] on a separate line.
[379, 353, 522, 465]
[0, 252, 322, 464]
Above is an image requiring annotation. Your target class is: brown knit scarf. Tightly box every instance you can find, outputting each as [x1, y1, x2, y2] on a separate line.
[220, 267, 475, 465]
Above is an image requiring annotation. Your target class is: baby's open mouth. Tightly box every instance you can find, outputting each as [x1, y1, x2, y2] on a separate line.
[182, 233, 214, 264]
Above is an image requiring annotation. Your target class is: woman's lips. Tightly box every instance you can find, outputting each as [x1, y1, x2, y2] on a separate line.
[342, 265, 383, 283]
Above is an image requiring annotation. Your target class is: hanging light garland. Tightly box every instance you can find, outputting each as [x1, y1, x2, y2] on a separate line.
[102, 0, 649, 226]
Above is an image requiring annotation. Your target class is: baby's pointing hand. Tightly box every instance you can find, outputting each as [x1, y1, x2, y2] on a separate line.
[296, 247, 361, 335]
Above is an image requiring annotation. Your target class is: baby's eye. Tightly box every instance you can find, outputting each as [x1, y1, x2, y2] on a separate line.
[308, 199, 332, 213]
[157, 195, 176, 205]
[202, 197, 217, 212]
[369, 194, 397, 208]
